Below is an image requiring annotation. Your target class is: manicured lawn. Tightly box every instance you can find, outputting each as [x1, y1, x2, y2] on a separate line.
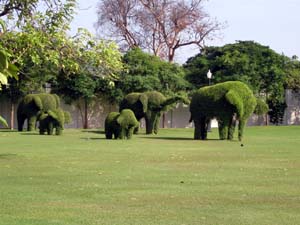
[0, 126, 299, 225]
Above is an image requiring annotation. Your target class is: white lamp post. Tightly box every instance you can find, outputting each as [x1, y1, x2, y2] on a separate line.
[207, 69, 212, 132]
[207, 69, 212, 85]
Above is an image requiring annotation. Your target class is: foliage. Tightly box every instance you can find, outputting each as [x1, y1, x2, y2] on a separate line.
[117, 48, 189, 96]
[0, 48, 18, 90]
[104, 109, 139, 139]
[52, 29, 123, 104]
[184, 41, 297, 124]
[190, 81, 257, 141]
[0, 0, 76, 27]
[267, 99, 287, 125]
[0, 115, 8, 127]
[0, 1, 76, 98]
[284, 56, 300, 90]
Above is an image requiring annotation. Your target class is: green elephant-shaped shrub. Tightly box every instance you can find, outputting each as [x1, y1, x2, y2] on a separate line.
[17, 93, 60, 131]
[105, 109, 139, 139]
[119, 91, 189, 134]
[190, 81, 268, 141]
[38, 108, 71, 135]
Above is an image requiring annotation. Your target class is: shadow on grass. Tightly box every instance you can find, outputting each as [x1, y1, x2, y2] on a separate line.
[80, 137, 106, 140]
[19, 132, 40, 135]
[0, 129, 18, 133]
[140, 136, 225, 141]
[0, 153, 17, 159]
[81, 130, 105, 134]
[140, 136, 193, 141]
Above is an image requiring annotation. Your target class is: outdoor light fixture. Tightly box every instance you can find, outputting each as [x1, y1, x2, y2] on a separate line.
[207, 69, 212, 85]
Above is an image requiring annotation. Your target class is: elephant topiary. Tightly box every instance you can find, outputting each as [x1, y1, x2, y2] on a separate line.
[189, 81, 268, 141]
[38, 108, 70, 135]
[105, 109, 139, 139]
[119, 91, 189, 134]
[17, 93, 60, 131]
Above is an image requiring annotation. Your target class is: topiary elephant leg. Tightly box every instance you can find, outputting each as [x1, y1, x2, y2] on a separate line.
[126, 127, 135, 139]
[119, 128, 126, 139]
[193, 120, 202, 140]
[17, 114, 25, 131]
[134, 125, 139, 134]
[55, 127, 63, 135]
[47, 122, 54, 135]
[145, 116, 154, 134]
[218, 116, 230, 140]
[238, 119, 246, 141]
[200, 117, 208, 140]
[227, 115, 237, 140]
[153, 114, 161, 134]
[28, 116, 37, 131]
[105, 132, 113, 139]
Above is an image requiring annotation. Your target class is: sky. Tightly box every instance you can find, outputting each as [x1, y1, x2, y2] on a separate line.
[70, 0, 300, 63]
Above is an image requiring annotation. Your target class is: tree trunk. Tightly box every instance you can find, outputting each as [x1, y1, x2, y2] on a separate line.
[83, 99, 88, 129]
[162, 113, 165, 128]
[10, 101, 14, 130]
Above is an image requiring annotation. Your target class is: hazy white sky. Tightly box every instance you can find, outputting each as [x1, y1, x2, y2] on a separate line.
[71, 0, 300, 62]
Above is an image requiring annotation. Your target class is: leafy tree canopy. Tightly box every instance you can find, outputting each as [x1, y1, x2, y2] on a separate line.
[52, 28, 123, 104]
[117, 48, 190, 98]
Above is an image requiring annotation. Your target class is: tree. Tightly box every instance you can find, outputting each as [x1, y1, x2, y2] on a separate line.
[184, 41, 296, 124]
[117, 48, 189, 95]
[284, 56, 300, 91]
[96, 0, 221, 62]
[52, 29, 123, 129]
[0, 19, 18, 128]
[0, 0, 76, 26]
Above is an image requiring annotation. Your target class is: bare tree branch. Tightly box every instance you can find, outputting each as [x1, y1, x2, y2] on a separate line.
[96, 0, 222, 62]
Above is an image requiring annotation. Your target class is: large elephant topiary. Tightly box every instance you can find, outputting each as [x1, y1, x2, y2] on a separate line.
[119, 91, 189, 134]
[105, 109, 139, 139]
[38, 108, 70, 135]
[17, 93, 60, 131]
[189, 81, 268, 141]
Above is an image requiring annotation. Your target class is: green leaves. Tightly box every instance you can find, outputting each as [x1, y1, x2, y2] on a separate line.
[119, 48, 189, 96]
[0, 115, 8, 128]
[0, 50, 18, 89]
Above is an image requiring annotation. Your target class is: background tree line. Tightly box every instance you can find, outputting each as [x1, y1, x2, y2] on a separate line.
[1, 0, 300, 128]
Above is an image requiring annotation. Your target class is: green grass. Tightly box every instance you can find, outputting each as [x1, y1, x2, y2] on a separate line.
[0, 126, 299, 225]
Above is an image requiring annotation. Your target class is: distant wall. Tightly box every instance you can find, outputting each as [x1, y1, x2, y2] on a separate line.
[1, 89, 300, 129]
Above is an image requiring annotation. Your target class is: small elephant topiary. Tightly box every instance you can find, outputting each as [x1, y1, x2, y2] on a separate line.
[105, 109, 139, 139]
[38, 108, 70, 135]
[189, 81, 268, 141]
[17, 93, 60, 131]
